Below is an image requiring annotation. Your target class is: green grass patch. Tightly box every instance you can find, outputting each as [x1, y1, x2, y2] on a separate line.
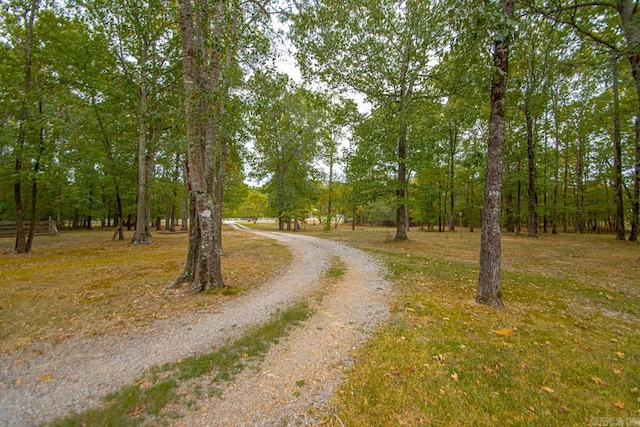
[50, 380, 177, 427]
[49, 303, 312, 426]
[325, 256, 347, 280]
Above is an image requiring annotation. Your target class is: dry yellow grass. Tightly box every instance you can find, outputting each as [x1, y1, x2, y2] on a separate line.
[0, 227, 289, 356]
[249, 222, 640, 425]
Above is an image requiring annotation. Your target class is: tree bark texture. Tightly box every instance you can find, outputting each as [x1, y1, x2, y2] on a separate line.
[551, 107, 560, 235]
[631, 115, 640, 241]
[618, 0, 640, 241]
[133, 45, 150, 244]
[26, 99, 45, 252]
[611, 54, 626, 240]
[478, 0, 514, 309]
[449, 127, 457, 231]
[14, 0, 40, 254]
[525, 110, 537, 237]
[91, 96, 125, 240]
[394, 89, 412, 241]
[575, 130, 585, 233]
[177, 0, 231, 291]
[395, 114, 409, 241]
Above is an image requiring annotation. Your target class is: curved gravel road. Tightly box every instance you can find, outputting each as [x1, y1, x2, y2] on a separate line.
[0, 225, 391, 426]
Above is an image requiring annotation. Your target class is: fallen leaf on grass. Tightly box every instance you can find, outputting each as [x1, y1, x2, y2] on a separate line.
[495, 328, 514, 336]
[433, 354, 445, 363]
[136, 379, 151, 388]
[451, 373, 459, 382]
[614, 352, 625, 359]
[40, 374, 52, 382]
[591, 376, 604, 385]
[613, 401, 625, 409]
[13, 358, 26, 366]
[15, 378, 22, 385]
[241, 353, 249, 359]
[540, 386, 555, 394]
[130, 405, 146, 417]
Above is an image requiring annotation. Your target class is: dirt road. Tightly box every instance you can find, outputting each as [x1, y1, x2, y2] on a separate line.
[0, 225, 390, 426]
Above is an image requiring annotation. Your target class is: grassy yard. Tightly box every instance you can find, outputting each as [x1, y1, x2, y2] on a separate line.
[251, 222, 640, 426]
[2, 222, 639, 426]
[0, 227, 289, 356]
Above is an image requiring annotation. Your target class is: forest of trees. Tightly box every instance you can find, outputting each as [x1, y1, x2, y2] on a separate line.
[2, 1, 639, 289]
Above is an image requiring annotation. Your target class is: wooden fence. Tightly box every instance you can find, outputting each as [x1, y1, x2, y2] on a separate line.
[0, 220, 58, 238]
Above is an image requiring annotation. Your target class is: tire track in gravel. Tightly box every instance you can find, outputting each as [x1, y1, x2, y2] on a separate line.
[0, 225, 390, 426]
[172, 226, 392, 426]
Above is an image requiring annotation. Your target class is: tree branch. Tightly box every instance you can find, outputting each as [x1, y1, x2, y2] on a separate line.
[530, 2, 621, 52]
[549, 1, 617, 10]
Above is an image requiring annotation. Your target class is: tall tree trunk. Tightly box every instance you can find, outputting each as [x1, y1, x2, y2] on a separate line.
[542, 131, 548, 234]
[133, 46, 150, 244]
[611, 54, 626, 240]
[144, 124, 157, 238]
[575, 130, 586, 233]
[326, 148, 334, 232]
[526, 110, 537, 237]
[449, 127, 457, 231]
[181, 155, 189, 231]
[618, 1, 640, 241]
[563, 137, 569, 233]
[505, 191, 514, 232]
[278, 159, 285, 231]
[170, 199, 176, 232]
[478, 0, 514, 309]
[26, 98, 45, 251]
[176, 0, 226, 291]
[516, 156, 522, 234]
[631, 115, 640, 241]
[469, 177, 475, 232]
[92, 98, 124, 240]
[352, 206, 356, 231]
[182, 0, 216, 290]
[14, 0, 39, 254]
[551, 103, 560, 234]
[395, 102, 409, 241]
[394, 45, 413, 242]
[87, 183, 94, 230]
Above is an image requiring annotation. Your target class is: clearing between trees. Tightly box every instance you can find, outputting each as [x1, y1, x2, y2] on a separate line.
[0, 225, 391, 426]
[1, 224, 639, 425]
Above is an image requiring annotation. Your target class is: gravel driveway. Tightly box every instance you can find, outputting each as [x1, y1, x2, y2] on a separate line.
[0, 225, 391, 426]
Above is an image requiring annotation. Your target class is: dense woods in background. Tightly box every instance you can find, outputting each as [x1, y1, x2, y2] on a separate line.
[2, 0, 639, 258]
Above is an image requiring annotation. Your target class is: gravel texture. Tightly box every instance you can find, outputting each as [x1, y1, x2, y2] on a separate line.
[0, 225, 391, 426]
